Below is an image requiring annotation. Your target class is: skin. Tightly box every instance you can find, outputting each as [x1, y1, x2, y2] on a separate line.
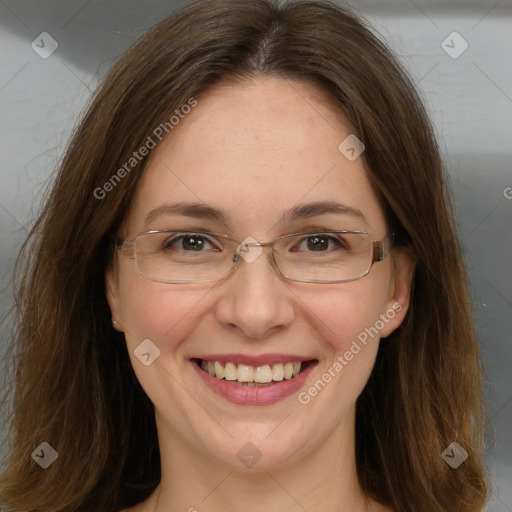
[107, 76, 414, 512]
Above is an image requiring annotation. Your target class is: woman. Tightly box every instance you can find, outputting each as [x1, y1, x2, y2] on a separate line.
[0, 0, 488, 510]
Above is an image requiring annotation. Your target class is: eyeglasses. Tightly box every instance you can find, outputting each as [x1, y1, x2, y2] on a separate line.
[115, 230, 394, 284]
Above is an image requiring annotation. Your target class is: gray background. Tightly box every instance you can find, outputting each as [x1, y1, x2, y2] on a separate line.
[0, 0, 510, 509]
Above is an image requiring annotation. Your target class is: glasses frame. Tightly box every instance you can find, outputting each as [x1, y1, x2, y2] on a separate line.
[115, 230, 395, 284]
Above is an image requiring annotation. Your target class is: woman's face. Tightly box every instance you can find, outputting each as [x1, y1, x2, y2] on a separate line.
[107, 77, 413, 471]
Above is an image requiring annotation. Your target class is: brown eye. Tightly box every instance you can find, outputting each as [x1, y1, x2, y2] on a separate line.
[163, 234, 213, 251]
[292, 234, 347, 253]
[307, 235, 329, 251]
[182, 235, 206, 251]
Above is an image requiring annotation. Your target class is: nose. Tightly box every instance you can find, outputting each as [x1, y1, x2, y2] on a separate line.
[213, 245, 295, 340]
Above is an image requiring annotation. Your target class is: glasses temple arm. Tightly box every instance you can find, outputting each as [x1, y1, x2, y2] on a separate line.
[115, 238, 135, 258]
[372, 233, 395, 262]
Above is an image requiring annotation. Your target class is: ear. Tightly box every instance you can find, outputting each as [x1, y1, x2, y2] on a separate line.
[379, 248, 415, 338]
[105, 263, 124, 332]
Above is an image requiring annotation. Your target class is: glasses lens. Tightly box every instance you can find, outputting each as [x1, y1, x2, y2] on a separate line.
[274, 232, 373, 282]
[131, 231, 375, 284]
[134, 231, 235, 283]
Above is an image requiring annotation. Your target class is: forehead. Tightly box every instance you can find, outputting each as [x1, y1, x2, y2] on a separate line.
[125, 77, 387, 237]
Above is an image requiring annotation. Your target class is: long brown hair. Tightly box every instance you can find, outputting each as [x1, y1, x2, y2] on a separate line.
[0, 1, 488, 510]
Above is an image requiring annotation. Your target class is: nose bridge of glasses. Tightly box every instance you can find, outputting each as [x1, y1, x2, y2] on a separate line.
[233, 236, 277, 269]
[236, 239, 271, 249]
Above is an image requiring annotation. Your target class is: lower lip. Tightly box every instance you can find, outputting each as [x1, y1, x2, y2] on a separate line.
[191, 361, 317, 406]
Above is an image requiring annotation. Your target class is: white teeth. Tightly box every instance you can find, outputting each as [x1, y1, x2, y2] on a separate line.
[214, 361, 225, 379]
[200, 360, 304, 383]
[224, 362, 237, 381]
[271, 363, 284, 381]
[237, 364, 253, 382]
[254, 365, 272, 383]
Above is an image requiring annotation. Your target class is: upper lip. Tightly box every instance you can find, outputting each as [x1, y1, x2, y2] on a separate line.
[191, 353, 317, 366]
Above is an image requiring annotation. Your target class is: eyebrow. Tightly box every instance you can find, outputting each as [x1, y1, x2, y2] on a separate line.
[143, 200, 365, 229]
[143, 202, 228, 229]
[285, 201, 365, 223]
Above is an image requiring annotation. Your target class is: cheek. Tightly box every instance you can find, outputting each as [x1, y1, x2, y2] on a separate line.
[116, 276, 217, 435]
[294, 271, 391, 409]
[117, 271, 213, 356]
[302, 272, 391, 354]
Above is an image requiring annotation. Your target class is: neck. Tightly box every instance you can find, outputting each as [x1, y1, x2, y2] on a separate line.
[151, 407, 376, 512]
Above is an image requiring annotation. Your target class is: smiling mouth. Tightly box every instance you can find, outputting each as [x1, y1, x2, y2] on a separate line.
[194, 359, 315, 387]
